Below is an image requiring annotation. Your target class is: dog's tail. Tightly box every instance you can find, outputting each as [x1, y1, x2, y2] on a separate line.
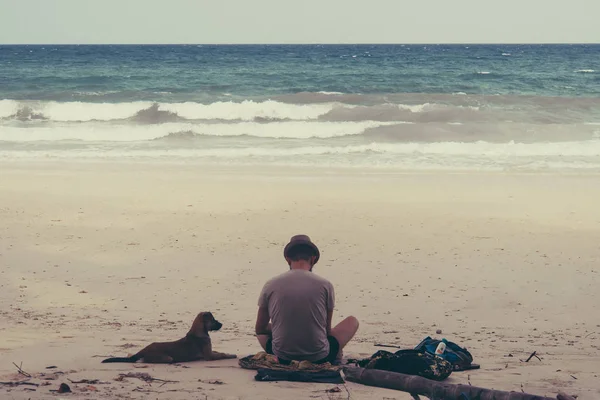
[101, 355, 139, 363]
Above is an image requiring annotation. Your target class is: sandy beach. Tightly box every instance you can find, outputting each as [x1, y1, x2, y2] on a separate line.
[1, 161, 599, 399]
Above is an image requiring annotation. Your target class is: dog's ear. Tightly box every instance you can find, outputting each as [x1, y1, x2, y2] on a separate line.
[188, 312, 208, 335]
[194, 312, 207, 324]
[203, 312, 215, 323]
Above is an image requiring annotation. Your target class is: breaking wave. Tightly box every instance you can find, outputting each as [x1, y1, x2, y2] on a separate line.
[0, 121, 398, 142]
[2, 94, 600, 171]
[0, 100, 338, 122]
[0, 99, 490, 124]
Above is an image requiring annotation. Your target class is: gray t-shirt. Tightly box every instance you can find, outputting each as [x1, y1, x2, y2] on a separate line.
[258, 270, 335, 362]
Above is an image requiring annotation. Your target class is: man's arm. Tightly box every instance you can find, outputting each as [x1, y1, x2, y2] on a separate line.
[326, 282, 335, 335]
[255, 306, 271, 335]
[256, 283, 271, 336]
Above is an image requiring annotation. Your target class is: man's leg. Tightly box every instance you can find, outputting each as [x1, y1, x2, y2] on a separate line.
[330, 316, 359, 359]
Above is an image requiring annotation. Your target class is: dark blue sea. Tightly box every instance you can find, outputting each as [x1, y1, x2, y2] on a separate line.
[1, 44, 599, 170]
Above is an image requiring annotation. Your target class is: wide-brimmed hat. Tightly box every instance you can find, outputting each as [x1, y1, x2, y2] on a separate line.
[283, 234, 320, 263]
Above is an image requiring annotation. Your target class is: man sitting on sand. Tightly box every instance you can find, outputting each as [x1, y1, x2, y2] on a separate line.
[255, 234, 359, 364]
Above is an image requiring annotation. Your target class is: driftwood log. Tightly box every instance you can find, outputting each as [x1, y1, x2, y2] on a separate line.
[343, 367, 563, 400]
[556, 393, 576, 400]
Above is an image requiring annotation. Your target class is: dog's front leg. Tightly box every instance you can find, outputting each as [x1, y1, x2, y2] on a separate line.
[201, 345, 236, 360]
[208, 350, 237, 360]
[140, 354, 174, 363]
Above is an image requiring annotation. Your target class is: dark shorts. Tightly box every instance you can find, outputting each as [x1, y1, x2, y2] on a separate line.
[266, 336, 340, 365]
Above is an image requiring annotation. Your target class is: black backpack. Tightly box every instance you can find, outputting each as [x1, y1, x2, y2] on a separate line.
[414, 337, 478, 371]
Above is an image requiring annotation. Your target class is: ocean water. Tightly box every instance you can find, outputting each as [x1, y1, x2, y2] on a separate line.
[1, 44, 599, 170]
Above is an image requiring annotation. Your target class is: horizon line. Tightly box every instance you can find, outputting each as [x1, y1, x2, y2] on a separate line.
[1, 42, 599, 46]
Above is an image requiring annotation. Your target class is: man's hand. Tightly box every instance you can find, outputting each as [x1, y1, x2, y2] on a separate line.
[255, 306, 271, 335]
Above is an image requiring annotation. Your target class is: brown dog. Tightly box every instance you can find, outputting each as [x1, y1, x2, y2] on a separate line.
[101, 312, 236, 363]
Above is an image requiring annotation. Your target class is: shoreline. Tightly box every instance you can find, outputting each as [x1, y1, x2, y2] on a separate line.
[4, 158, 600, 176]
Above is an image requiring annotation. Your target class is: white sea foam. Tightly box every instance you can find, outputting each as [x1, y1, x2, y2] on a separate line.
[0, 100, 20, 118]
[398, 103, 431, 113]
[575, 69, 595, 73]
[477, 71, 491, 75]
[397, 103, 479, 113]
[42, 101, 154, 121]
[74, 91, 121, 96]
[160, 100, 334, 121]
[1, 100, 339, 122]
[159, 140, 594, 158]
[3, 140, 600, 172]
[369, 140, 600, 157]
[0, 121, 396, 142]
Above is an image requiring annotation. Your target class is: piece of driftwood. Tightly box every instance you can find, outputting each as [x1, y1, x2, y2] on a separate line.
[343, 367, 559, 400]
[68, 378, 110, 384]
[556, 392, 577, 400]
[0, 381, 39, 387]
[374, 343, 403, 349]
[525, 352, 541, 362]
[116, 372, 178, 385]
[12, 362, 31, 378]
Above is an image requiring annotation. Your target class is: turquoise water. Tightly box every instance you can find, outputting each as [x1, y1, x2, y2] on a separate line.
[1, 44, 599, 100]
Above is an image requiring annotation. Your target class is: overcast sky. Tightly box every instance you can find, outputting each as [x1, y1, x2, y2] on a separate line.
[1, 0, 599, 44]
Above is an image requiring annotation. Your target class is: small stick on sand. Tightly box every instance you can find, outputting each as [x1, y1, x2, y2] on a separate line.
[68, 379, 108, 384]
[12, 362, 32, 378]
[525, 351, 537, 362]
[0, 381, 39, 387]
[117, 372, 178, 385]
[132, 386, 159, 393]
[374, 343, 403, 349]
[342, 383, 351, 400]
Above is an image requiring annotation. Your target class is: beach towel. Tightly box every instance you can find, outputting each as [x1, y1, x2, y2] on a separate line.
[239, 352, 343, 383]
[239, 352, 341, 372]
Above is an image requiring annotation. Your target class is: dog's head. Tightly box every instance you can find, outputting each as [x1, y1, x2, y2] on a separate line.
[189, 312, 223, 335]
